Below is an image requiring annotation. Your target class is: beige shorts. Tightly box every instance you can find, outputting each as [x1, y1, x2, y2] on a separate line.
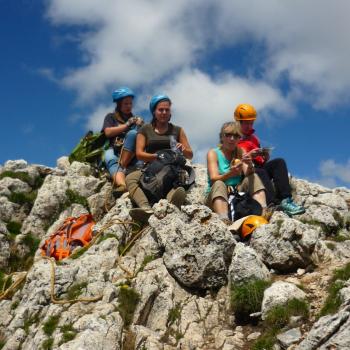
[206, 173, 264, 209]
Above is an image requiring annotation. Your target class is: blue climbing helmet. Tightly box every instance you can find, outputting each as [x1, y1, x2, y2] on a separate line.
[112, 87, 135, 102]
[149, 94, 171, 115]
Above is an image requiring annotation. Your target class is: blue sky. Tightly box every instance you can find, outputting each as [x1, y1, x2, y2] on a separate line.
[1, 0, 350, 188]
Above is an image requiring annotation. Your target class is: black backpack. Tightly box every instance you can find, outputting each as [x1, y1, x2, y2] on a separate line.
[139, 149, 195, 205]
[228, 187, 262, 221]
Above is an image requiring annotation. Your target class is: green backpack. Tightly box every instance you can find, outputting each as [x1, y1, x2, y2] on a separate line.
[69, 131, 108, 167]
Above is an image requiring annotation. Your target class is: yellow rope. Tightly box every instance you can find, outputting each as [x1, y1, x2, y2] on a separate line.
[0, 272, 27, 300]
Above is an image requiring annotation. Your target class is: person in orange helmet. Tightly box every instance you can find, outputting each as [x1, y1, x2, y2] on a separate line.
[234, 104, 305, 216]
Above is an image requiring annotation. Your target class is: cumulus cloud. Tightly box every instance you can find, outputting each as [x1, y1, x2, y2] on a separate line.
[319, 159, 350, 184]
[45, 0, 350, 110]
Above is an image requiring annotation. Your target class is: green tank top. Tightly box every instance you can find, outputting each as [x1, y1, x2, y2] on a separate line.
[138, 123, 181, 154]
[206, 147, 243, 192]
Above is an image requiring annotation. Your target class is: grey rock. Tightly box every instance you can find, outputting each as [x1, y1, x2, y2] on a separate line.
[56, 156, 71, 171]
[228, 243, 270, 286]
[276, 328, 302, 349]
[250, 218, 319, 272]
[295, 308, 350, 350]
[261, 281, 307, 320]
[0, 177, 32, 197]
[150, 201, 236, 289]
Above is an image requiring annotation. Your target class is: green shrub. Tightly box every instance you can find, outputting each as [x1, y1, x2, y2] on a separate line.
[264, 298, 309, 329]
[230, 279, 271, 322]
[137, 255, 155, 274]
[59, 324, 77, 344]
[65, 189, 89, 209]
[41, 337, 54, 350]
[167, 303, 182, 326]
[22, 234, 41, 256]
[319, 262, 350, 317]
[42, 315, 60, 336]
[66, 282, 88, 300]
[6, 221, 22, 235]
[252, 298, 309, 350]
[0, 171, 31, 183]
[0, 272, 12, 292]
[117, 286, 140, 327]
[24, 314, 40, 334]
[8, 191, 37, 207]
[252, 331, 275, 350]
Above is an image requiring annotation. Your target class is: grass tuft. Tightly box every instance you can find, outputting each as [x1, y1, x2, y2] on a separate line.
[42, 315, 60, 336]
[8, 191, 37, 207]
[6, 221, 22, 236]
[59, 323, 77, 344]
[66, 282, 88, 300]
[41, 337, 54, 350]
[230, 279, 271, 323]
[65, 189, 89, 209]
[252, 298, 309, 350]
[0, 272, 12, 292]
[0, 171, 31, 183]
[117, 285, 140, 327]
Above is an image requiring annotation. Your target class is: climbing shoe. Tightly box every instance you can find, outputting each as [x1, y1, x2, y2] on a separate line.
[129, 208, 153, 224]
[168, 187, 186, 209]
[280, 197, 305, 216]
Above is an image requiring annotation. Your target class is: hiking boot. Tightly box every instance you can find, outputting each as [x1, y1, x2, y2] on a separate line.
[129, 208, 153, 224]
[280, 197, 305, 216]
[168, 187, 186, 209]
[113, 184, 127, 198]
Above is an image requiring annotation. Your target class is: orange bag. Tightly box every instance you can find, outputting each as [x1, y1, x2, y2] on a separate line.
[41, 214, 96, 260]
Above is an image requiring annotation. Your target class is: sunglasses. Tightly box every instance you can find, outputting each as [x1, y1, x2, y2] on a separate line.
[224, 133, 241, 140]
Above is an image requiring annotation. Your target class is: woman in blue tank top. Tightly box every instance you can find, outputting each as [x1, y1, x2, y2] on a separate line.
[206, 122, 267, 223]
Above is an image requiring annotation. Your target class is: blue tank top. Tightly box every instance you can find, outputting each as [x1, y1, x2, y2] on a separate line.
[206, 147, 243, 192]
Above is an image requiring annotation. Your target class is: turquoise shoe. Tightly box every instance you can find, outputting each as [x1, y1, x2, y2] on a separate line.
[280, 197, 305, 216]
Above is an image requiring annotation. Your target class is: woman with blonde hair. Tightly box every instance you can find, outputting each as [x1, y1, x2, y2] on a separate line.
[206, 121, 267, 223]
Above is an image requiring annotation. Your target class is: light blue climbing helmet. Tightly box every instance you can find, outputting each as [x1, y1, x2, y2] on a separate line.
[112, 87, 135, 102]
[149, 94, 171, 115]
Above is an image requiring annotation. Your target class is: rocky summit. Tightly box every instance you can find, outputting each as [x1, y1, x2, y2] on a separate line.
[1, 158, 350, 350]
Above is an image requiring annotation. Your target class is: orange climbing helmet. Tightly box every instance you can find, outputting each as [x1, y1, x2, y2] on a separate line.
[241, 215, 268, 238]
[234, 103, 257, 121]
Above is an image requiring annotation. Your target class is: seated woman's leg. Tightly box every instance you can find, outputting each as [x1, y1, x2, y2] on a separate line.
[125, 170, 151, 209]
[264, 158, 305, 215]
[206, 180, 229, 219]
[120, 129, 138, 169]
[263, 158, 291, 201]
[104, 148, 125, 187]
[254, 166, 276, 205]
[238, 173, 267, 209]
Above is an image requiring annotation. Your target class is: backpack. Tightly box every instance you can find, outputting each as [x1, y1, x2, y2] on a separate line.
[139, 149, 195, 205]
[228, 187, 262, 221]
[41, 214, 96, 260]
[69, 131, 108, 167]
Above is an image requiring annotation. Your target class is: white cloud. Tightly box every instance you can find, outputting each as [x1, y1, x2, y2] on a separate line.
[319, 159, 350, 184]
[45, 0, 350, 110]
[85, 104, 112, 131]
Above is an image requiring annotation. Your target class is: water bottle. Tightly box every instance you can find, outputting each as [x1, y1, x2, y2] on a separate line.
[169, 135, 180, 153]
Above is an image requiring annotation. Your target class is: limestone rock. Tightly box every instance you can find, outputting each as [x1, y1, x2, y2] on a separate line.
[228, 242, 271, 286]
[250, 218, 319, 272]
[261, 281, 307, 320]
[150, 201, 236, 289]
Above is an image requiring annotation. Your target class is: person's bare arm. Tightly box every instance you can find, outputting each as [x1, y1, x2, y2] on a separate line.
[135, 133, 158, 162]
